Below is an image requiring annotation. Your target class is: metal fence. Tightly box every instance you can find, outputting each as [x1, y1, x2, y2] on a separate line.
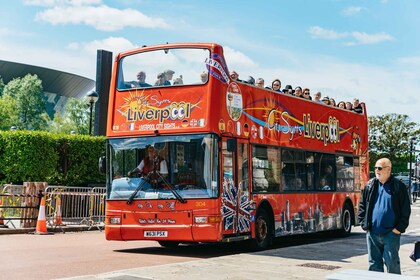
[0, 184, 106, 230]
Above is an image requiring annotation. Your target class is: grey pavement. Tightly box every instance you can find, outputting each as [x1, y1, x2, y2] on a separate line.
[59, 206, 420, 280]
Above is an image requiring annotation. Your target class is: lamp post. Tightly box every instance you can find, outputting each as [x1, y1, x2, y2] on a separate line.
[409, 137, 418, 202]
[86, 90, 99, 135]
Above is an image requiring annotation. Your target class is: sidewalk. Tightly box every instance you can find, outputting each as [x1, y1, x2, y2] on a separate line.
[59, 226, 420, 280]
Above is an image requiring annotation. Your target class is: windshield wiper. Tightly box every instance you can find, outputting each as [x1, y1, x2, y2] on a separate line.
[126, 171, 186, 204]
[126, 177, 149, 205]
[155, 171, 186, 203]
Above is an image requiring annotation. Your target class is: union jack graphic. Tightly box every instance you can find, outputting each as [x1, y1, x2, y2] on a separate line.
[222, 176, 252, 233]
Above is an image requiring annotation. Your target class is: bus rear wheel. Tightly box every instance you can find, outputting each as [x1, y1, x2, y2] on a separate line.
[338, 204, 352, 237]
[158, 241, 180, 248]
[250, 209, 272, 251]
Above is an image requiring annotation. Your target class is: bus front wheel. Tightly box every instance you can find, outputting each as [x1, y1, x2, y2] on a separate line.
[251, 209, 272, 251]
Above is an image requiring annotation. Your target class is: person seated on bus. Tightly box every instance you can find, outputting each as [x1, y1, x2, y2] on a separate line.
[200, 71, 208, 83]
[135, 71, 152, 88]
[155, 71, 172, 86]
[255, 78, 264, 88]
[271, 79, 282, 92]
[352, 98, 363, 113]
[173, 75, 183, 85]
[337, 101, 346, 109]
[229, 70, 242, 82]
[303, 88, 312, 100]
[314, 91, 322, 103]
[244, 76, 255, 85]
[164, 69, 175, 85]
[291, 178, 305, 191]
[282, 85, 294, 95]
[329, 98, 336, 107]
[345, 101, 353, 111]
[322, 96, 330, 105]
[295, 87, 304, 98]
[128, 145, 168, 183]
[319, 178, 331, 191]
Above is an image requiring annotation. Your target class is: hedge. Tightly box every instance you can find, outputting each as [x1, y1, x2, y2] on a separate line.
[0, 131, 106, 186]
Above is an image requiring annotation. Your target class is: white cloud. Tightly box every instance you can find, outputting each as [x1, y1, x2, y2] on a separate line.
[81, 37, 137, 55]
[35, 5, 171, 31]
[397, 56, 420, 66]
[309, 26, 348, 40]
[350, 31, 394, 45]
[24, 0, 101, 6]
[223, 46, 258, 69]
[309, 26, 394, 46]
[342, 6, 366, 16]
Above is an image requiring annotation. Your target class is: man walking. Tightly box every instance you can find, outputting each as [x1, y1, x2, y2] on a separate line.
[358, 158, 411, 274]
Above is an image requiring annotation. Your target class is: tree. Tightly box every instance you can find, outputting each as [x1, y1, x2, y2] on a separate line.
[368, 113, 420, 172]
[0, 76, 4, 96]
[2, 74, 50, 130]
[49, 98, 91, 134]
[0, 95, 19, 130]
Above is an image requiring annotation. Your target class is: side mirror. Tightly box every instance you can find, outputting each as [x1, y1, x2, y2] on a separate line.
[99, 156, 106, 175]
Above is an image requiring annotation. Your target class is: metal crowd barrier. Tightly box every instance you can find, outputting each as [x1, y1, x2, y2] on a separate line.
[1, 184, 106, 230]
[45, 186, 106, 230]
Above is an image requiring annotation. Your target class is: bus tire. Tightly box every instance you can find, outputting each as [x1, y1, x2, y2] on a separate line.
[251, 209, 272, 251]
[158, 241, 180, 248]
[338, 204, 352, 237]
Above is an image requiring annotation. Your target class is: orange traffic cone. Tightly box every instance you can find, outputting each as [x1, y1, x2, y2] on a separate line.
[54, 197, 62, 226]
[33, 197, 52, 235]
[0, 209, 8, 228]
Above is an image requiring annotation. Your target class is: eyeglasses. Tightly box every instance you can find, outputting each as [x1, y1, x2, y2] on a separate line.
[273, 83, 280, 86]
[374, 166, 389, 171]
[304, 92, 310, 95]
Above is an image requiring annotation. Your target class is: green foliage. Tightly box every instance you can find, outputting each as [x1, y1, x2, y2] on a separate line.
[368, 113, 420, 173]
[49, 98, 91, 135]
[0, 131, 105, 186]
[2, 74, 50, 130]
[0, 95, 19, 130]
[0, 76, 4, 96]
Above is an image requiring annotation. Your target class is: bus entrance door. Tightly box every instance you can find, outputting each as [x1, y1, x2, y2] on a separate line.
[221, 138, 252, 237]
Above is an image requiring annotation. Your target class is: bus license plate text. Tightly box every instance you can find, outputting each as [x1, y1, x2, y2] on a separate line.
[144, 231, 168, 237]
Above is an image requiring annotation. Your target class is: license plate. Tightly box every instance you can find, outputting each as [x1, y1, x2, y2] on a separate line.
[144, 231, 168, 237]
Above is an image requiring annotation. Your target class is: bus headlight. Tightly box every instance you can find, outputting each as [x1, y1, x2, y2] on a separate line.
[194, 215, 221, 224]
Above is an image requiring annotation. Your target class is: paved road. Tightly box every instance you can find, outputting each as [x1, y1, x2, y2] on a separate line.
[2, 205, 420, 280]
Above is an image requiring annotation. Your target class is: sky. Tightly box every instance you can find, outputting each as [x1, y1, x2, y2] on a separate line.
[0, 0, 419, 125]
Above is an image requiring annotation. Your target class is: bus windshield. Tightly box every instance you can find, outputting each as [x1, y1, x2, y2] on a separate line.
[107, 133, 219, 200]
[117, 47, 210, 90]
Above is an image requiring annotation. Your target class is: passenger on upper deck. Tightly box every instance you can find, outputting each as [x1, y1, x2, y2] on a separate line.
[154, 73, 168, 86]
[200, 71, 208, 83]
[173, 75, 183, 85]
[314, 91, 322, 103]
[244, 76, 255, 85]
[337, 101, 346, 109]
[255, 78, 265, 88]
[164, 69, 175, 84]
[322, 96, 330, 105]
[303, 88, 312, 100]
[283, 85, 294, 95]
[329, 98, 336, 107]
[294, 87, 304, 98]
[352, 98, 363, 113]
[271, 79, 282, 93]
[345, 101, 353, 111]
[136, 71, 152, 87]
[229, 70, 242, 82]
[294, 86, 302, 97]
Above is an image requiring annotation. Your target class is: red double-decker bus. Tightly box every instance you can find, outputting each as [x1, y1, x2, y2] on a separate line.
[104, 42, 369, 250]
